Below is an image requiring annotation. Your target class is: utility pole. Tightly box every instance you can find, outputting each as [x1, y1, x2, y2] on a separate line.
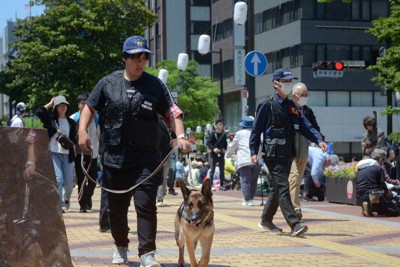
[246, 0, 255, 116]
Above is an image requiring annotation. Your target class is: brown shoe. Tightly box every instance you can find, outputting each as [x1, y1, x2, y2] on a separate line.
[362, 202, 373, 217]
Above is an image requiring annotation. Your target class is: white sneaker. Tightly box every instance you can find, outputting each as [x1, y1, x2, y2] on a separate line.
[242, 200, 253, 206]
[156, 201, 164, 207]
[112, 246, 129, 264]
[140, 250, 160, 267]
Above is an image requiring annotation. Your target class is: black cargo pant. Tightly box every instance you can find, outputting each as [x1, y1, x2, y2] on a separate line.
[103, 163, 162, 256]
[261, 157, 301, 229]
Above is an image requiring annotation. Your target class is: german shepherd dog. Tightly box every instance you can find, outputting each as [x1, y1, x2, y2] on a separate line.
[175, 178, 214, 267]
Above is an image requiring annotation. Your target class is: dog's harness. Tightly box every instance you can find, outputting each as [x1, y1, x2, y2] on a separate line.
[178, 202, 214, 229]
[178, 203, 192, 224]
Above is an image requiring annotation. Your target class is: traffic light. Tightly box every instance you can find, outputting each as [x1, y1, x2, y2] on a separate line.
[312, 61, 344, 71]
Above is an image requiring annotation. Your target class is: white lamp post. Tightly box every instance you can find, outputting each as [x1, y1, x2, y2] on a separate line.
[177, 53, 188, 71]
[234, 1, 248, 25]
[158, 68, 168, 83]
[198, 35, 224, 119]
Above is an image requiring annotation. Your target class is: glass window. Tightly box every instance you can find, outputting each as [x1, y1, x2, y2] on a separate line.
[352, 0, 361, 20]
[301, 0, 314, 19]
[290, 46, 299, 68]
[317, 45, 325, 61]
[316, 2, 325, 19]
[191, 0, 210, 7]
[351, 91, 372, 107]
[223, 19, 233, 39]
[361, 0, 370, 21]
[282, 2, 292, 25]
[265, 10, 272, 31]
[328, 91, 349, 106]
[212, 62, 220, 82]
[326, 1, 351, 21]
[327, 45, 350, 61]
[351, 46, 361, 60]
[374, 92, 386, 107]
[371, 0, 388, 19]
[362, 46, 371, 65]
[301, 44, 315, 66]
[307, 91, 326, 107]
[281, 48, 291, 68]
[254, 13, 263, 34]
[191, 21, 210, 35]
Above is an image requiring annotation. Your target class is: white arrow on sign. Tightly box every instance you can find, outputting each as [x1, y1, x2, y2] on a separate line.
[250, 53, 261, 76]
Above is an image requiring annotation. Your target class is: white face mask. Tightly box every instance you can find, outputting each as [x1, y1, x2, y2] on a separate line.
[297, 97, 308, 107]
[278, 82, 293, 95]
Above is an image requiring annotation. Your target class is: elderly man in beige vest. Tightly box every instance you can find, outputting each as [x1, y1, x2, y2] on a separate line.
[288, 82, 323, 220]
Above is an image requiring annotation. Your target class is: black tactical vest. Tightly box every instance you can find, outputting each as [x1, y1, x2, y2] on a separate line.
[263, 96, 293, 159]
[100, 71, 159, 168]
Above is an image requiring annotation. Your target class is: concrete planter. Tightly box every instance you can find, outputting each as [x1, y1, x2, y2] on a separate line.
[325, 177, 357, 205]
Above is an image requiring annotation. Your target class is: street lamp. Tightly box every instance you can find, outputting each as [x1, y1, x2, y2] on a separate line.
[198, 34, 224, 120]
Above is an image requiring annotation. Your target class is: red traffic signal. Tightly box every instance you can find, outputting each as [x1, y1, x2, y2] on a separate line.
[313, 61, 344, 71]
[335, 61, 344, 70]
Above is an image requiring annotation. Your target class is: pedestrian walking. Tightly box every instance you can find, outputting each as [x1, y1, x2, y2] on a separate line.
[71, 93, 100, 212]
[288, 82, 323, 219]
[78, 35, 191, 266]
[249, 68, 327, 237]
[225, 116, 261, 206]
[207, 119, 228, 191]
[36, 96, 76, 213]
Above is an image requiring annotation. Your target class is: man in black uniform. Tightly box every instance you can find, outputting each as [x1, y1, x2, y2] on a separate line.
[249, 68, 327, 237]
[206, 119, 228, 191]
[356, 147, 399, 217]
[78, 36, 191, 266]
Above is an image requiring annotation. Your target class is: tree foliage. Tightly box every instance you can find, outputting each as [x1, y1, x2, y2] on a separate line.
[1, 0, 156, 110]
[367, 0, 400, 143]
[146, 60, 220, 129]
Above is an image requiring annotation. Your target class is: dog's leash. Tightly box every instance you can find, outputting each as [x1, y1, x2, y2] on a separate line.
[80, 144, 180, 194]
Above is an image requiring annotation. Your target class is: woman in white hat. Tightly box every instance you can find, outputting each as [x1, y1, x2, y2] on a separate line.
[37, 96, 77, 213]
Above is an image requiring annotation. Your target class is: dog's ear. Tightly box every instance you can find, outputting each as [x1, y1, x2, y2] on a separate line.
[201, 178, 213, 199]
[179, 181, 192, 201]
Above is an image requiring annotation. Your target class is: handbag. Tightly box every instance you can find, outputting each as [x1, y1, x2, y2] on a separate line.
[57, 130, 74, 150]
[55, 120, 74, 150]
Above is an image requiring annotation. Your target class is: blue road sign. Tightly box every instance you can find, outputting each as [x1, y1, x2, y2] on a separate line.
[244, 51, 268, 77]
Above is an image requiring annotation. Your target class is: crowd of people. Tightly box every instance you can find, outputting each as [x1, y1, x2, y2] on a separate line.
[6, 39, 400, 266]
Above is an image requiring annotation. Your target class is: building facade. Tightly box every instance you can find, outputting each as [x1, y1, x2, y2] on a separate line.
[145, 0, 212, 77]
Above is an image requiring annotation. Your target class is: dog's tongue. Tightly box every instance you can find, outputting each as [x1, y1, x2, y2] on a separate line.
[190, 222, 197, 228]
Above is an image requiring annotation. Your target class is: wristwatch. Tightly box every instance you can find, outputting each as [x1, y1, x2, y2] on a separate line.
[177, 134, 188, 140]
[25, 160, 36, 168]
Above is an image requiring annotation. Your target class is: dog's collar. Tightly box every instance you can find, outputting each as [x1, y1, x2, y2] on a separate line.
[178, 202, 214, 229]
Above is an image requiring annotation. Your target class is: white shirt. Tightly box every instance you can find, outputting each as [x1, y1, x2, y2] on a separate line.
[70, 112, 100, 158]
[10, 115, 24, 128]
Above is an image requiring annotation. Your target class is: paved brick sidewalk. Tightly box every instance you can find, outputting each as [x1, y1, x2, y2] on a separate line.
[64, 187, 400, 267]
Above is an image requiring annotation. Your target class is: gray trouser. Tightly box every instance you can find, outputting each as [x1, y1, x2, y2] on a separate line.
[238, 164, 261, 201]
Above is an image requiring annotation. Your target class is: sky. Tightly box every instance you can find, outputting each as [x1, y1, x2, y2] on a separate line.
[0, 0, 45, 37]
